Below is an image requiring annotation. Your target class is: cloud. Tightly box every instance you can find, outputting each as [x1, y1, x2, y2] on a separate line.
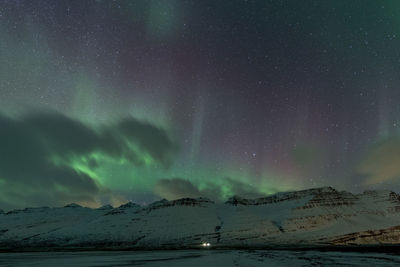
[114, 118, 176, 166]
[153, 177, 264, 201]
[0, 112, 176, 210]
[358, 137, 400, 185]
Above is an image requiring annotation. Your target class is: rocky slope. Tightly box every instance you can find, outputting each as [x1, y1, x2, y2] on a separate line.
[1, 187, 400, 250]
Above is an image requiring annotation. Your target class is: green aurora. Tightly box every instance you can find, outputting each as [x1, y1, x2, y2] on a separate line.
[1, 1, 400, 210]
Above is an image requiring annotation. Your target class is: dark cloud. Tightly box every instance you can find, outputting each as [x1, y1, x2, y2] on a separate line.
[109, 118, 177, 167]
[153, 177, 264, 201]
[0, 112, 176, 210]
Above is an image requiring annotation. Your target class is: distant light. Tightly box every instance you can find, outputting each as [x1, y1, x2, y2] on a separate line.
[202, 242, 211, 247]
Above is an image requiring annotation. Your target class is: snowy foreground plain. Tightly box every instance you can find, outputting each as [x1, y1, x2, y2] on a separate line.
[1, 250, 400, 266]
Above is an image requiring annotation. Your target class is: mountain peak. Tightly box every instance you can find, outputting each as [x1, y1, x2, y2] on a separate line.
[226, 186, 339, 206]
[97, 204, 113, 210]
[2, 185, 400, 249]
[170, 197, 214, 206]
[118, 201, 140, 209]
[296, 186, 337, 194]
[64, 203, 82, 208]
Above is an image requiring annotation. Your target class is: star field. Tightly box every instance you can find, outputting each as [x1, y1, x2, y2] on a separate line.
[0, 0, 400, 209]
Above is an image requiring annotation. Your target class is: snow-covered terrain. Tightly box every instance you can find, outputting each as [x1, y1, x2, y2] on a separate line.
[1, 187, 400, 250]
[1, 250, 400, 267]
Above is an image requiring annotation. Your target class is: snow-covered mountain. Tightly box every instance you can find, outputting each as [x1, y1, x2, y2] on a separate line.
[1, 187, 400, 250]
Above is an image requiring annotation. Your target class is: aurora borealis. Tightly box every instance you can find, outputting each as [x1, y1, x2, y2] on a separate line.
[1, 1, 400, 210]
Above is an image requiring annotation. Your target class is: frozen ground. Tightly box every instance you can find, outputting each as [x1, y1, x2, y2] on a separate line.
[0, 250, 400, 266]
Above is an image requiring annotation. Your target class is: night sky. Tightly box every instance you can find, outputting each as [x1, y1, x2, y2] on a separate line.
[1, 0, 400, 210]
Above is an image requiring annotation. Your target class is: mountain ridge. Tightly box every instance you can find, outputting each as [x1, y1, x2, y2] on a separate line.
[1, 186, 400, 251]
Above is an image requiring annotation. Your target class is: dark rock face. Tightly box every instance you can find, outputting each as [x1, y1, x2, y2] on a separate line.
[295, 190, 358, 210]
[226, 187, 338, 206]
[141, 197, 214, 213]
[118, 202, 140, 209]
[96, 205, 113, 210]
[64, 203, 82, 208]
[327, 225, 400, 245]
[104, 202, 140, 215]
[171, 197, 214, 206]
